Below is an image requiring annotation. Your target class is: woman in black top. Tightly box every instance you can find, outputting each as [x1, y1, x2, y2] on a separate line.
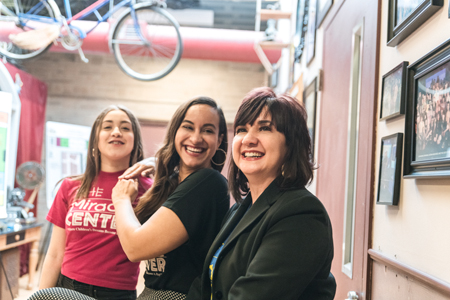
[187, 87, 336, 300]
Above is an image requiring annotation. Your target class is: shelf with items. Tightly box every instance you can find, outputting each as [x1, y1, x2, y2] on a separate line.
[254, 0, 293, 75]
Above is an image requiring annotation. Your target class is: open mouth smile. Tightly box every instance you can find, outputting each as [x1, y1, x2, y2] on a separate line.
[186, 146, 205, 154]
[243, 151, 264, 158]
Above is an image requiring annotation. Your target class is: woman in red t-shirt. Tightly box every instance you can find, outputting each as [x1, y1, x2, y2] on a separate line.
[39, 105, 152, 300]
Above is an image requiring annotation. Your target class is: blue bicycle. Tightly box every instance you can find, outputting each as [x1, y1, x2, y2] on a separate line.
[0, 0, 183, 81]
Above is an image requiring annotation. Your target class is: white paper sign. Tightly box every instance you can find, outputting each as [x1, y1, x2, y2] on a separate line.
[45, 121, 91, 209]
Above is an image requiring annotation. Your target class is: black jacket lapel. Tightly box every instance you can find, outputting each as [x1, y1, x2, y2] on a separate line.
[222, 179, 283, 250]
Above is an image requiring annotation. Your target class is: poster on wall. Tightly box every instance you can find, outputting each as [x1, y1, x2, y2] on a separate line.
[404, 39, 450, 178]
[414, 63, 450, 162]
[46, 121, 91, 209]
[0, 92, 12, 219]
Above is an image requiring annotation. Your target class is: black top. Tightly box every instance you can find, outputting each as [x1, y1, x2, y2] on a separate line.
[187, 178, 336, 300]
[144, 168, 230, 294]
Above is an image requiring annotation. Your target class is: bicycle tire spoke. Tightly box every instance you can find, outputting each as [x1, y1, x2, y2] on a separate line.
[112, 5, 182, 81]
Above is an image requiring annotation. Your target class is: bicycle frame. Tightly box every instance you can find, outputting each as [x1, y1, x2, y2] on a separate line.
[16, 0, 145, 38]
[1, 0, 182, 81]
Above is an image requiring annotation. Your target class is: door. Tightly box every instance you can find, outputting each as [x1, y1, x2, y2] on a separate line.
[317, 0, 379, 299]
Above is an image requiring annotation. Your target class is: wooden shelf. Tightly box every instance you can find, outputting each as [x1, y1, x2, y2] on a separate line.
[260, 9, 291, 20]
[258, 41, 291, 50]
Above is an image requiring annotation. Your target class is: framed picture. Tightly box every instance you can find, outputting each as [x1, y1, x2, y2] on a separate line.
[303, 78, 317, 153]
[306, 0, 317, 65]
[404, 38, 450, 178]
[387, 0, 443, 47]
[316, 0, 332, 28]
[294, 0, 308, 63]
[377, 133, 403, 206]
[380, 61, 408, 121]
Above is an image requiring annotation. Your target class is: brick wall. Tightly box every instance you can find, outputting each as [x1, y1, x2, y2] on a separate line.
[22, 52, 266, 125]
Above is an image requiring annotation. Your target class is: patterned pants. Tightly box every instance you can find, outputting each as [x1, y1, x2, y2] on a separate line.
[137, 287, 186, 300]
[28, 287, 96, 300]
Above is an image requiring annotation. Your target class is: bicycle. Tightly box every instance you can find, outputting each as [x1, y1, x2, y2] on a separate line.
[0, 0, 183, 81]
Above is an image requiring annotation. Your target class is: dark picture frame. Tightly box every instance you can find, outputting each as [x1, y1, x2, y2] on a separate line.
[294, 0, 308, 63]
[380, 61, 408, 121]
[387, 0, 443, 47]
[377, 133, 403, 206]
[303, 78, 317, 154]
[316, 0, 332, 28]
[404, 38, 450, 178]
[306, 0, 316, 65]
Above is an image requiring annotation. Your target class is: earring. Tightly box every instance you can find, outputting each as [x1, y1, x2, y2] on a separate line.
[92, 148, 95, 157]
[211, 148, 227, 166]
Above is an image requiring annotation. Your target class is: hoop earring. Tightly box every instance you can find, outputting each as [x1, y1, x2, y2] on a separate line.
[211, 148, 227, 166]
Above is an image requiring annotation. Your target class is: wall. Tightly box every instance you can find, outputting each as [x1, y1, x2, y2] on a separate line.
[22, 52, 266, 126]
[17, 52, 266, 222]
[373, 0, 450, 290]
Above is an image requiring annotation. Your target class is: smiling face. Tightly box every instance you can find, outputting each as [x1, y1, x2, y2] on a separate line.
[175, 104, 223, 180]
[233, 108, 287, 185]
[97, 110, 135, 171]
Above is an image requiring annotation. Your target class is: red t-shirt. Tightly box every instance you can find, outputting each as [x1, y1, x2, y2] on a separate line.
[47, 170, 153, 290]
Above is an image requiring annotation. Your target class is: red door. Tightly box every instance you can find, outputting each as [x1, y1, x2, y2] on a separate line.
[317, 0, 379, 299]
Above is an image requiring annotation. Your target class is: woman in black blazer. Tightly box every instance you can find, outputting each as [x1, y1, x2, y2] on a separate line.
[187, 87, 336, 300]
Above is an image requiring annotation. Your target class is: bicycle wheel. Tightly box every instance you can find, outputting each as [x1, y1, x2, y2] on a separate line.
[111, 4, 183, 81]
[0, 0, 60, 60]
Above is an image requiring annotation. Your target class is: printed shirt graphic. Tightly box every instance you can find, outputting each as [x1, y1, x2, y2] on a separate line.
[47, 170, 152, 290]
[145, 255, 167, 276]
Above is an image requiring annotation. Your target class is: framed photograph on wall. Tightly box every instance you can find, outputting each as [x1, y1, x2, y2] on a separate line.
[306, 0, 317, 65]
[304, 78, 317, 153]
[404, 38, 450, 178]
[380, 61, 408, 121]
[294, 0, 308, 63]
[377, 133, 403, 206]
[316, 0, 332, 28]
[387, 0, 443, 47]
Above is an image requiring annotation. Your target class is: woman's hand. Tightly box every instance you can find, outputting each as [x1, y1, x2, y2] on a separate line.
[112, 179, 138, 206]
[119, 157, 156, 179]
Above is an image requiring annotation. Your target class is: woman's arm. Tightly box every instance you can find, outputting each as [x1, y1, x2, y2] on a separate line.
[39, 225, 66, 289]
[112, 179, 188, 262]
[119, 157, 156, 179]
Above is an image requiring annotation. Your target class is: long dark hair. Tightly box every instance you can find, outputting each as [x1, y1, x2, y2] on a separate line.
[134, 97, 228, 223]
[73, 105, 144, 200]
[229, 87, 315, 203]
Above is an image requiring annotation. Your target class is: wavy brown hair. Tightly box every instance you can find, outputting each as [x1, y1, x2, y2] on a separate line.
[73, 105, 144, 200]
[229, 87, 315, 203]
[134, 97, 228, 223]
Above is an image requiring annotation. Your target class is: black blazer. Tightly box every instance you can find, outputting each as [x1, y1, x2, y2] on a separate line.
[187, 179, 336, 300]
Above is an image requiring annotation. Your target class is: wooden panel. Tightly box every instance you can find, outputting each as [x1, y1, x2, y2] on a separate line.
[0, 226, 42, 251]
[369, 249, 450, 296]
[0, 248, 20, 299]
[259, 41, 290, 50]
[372, 259, 450, 299]
[260, 9, 292, 20]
